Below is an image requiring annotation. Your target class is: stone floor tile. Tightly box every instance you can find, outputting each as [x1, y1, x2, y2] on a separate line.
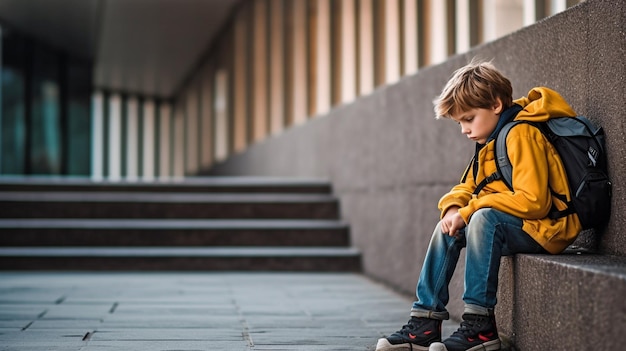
[82, 340, 249, 351]
[0, 272, 419, 351]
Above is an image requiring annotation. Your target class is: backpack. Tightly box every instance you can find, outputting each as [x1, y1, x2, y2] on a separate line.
[475, 116, 612, 230]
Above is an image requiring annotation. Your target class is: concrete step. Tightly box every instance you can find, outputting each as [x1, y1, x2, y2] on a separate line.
[497, 253, 626, 350]
[0, 177, 333, 194]
[0, 192, 339, 219]
[0, 247, 362, 271]
[0, 219, 350, 247]
[0, 177, 362, 272]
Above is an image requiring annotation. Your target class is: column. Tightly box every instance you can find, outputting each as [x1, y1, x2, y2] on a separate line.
[269, 0, 285, 135]
[214, 70, 229, 162]
[424, 0, 449, 66]
[185, 85, 199, 175]
[483, 0, 497, 42]
[338, 0, 356, 103]
[158, 102, 171, 179]
[523, 0, 537, 26]
[91, 91, 104, 180]
[456, 0, 471, 53]
[126, 96, 139, 180]
[173, 106, 184, 178]
[253, 0, 269, 142]
[233, 7, 249, 152]
[383, 0, 400, 83]
[291, 0, 308, 125]
[402, 0, 419, 76]
[315, 0, 331, 115]
[551, 0, 568, 15]
[200, 66, 214, 169]
[107, 94, 122, 181]
[357, 0, 374, 95]
[142, 99, 155, 180]
[484, 0, 523, 42]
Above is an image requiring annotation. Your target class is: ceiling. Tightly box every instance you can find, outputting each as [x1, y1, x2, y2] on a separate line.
[0, 0, 242, 99]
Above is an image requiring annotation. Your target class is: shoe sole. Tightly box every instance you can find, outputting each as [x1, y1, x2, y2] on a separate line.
[428, 343, 446, 351]
[375, 338, 430, 351]
[467, 339, 501, 351]
[428, 339, 501, 351]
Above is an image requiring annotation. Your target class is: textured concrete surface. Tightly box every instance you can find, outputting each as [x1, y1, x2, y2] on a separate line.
[0, 272, 458, 351]
[498, 253, 626, 350]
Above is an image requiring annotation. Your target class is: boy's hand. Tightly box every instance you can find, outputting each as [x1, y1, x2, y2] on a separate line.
[441, 206, 466, 236]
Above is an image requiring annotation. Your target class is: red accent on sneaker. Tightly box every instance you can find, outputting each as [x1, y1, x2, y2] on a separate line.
[467, 332, 494, 343]
[424, 330, 432, 335]
[409, 333, 417, 339]
[478, 332, 494, 342]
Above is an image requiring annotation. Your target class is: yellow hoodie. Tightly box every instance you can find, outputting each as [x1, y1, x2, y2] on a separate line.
[438, 87, 582, 254]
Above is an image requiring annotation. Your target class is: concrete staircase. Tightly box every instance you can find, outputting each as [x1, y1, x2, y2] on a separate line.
[0, 178, 361, 271]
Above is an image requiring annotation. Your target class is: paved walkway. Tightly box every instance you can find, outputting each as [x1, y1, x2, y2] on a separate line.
[0, 272, 456, 351]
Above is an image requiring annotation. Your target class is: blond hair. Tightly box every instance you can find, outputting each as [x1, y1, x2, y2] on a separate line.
[433, 61, 513, 119]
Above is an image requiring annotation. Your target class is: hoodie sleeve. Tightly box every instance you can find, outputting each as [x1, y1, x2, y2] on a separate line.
[437, 160, 477, 219]
[457, 124, 553, 222]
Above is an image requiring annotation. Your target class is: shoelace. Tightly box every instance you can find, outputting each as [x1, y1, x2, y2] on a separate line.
[398, 319, 419, 334]
[452, 317, 485, 337]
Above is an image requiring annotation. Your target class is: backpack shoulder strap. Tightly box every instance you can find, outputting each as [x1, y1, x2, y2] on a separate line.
[460, 155, 475, 184]
[494, 120, 525, 191]
[472, 120, 523, 196]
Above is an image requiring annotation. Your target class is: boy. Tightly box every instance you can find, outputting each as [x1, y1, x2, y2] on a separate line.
[375, 61, 581, 351]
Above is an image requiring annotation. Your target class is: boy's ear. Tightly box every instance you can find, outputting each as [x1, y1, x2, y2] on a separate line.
[493, 98, 503, 114]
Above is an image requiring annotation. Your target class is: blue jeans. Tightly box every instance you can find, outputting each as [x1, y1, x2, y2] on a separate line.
[411, 208, 546, 319]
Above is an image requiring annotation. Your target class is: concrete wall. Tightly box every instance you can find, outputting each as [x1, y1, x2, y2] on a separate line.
[209, 0, 625, 345]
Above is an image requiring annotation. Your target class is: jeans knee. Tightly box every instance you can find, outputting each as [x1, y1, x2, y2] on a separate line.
[467, 208, 522, 231]
[467, 208, 499, 229]
[470, 208, 493, 221]
[465, 208, 499, 242]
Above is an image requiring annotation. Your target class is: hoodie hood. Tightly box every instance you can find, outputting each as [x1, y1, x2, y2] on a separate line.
[513, 87, 576, 122]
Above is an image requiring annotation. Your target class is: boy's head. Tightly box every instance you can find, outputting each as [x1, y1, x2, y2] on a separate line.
[433, 61, 513, 120]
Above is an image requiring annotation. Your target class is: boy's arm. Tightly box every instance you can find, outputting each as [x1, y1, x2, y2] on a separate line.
[457, 128, 553, 222]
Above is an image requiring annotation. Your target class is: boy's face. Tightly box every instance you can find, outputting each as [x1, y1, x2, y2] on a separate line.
[450, 101, 503, 144]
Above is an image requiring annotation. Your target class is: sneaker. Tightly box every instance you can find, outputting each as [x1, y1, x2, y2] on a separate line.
[439, 313, 500, 351]
[375, 317, 442, 351]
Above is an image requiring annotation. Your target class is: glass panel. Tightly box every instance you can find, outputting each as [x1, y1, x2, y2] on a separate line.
[1, 30, 27, 175]
[66, 59, 92, 176]
[30, 45, 61, 175]
[1, 67, 26, 174]
[1, 26, 93, 176]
